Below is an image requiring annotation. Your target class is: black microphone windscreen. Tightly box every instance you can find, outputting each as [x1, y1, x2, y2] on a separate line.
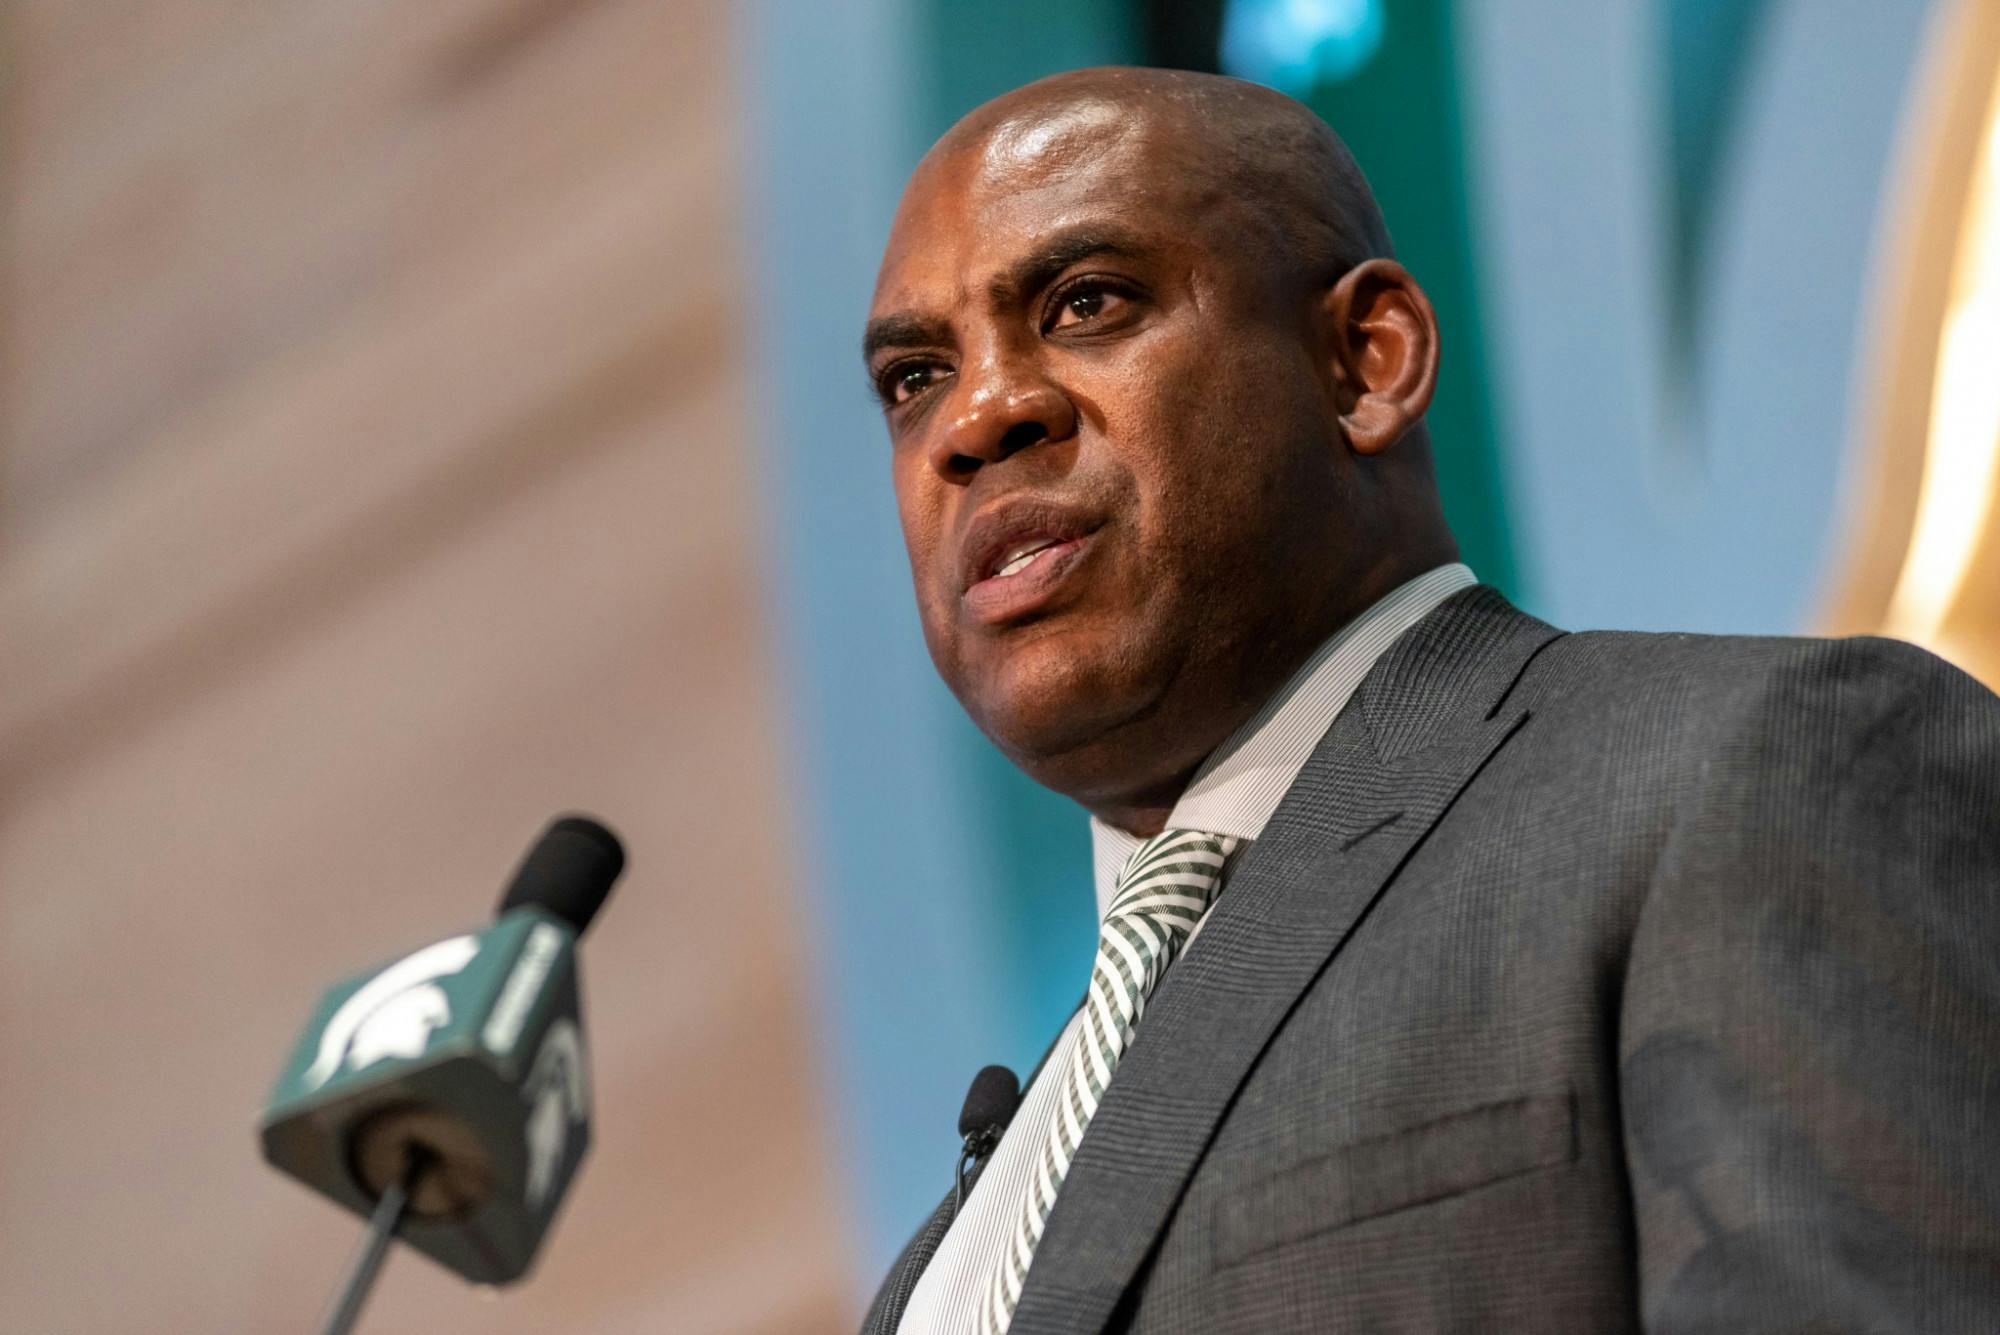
[958, 1064, 1021, 1140]
[498, 815, 625, 936]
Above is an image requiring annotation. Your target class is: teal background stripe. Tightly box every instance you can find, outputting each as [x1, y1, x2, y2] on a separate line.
[919, 0, 1138, 125]
[1289, 0, 1518, 596]
[1663, 0, 1777, 337]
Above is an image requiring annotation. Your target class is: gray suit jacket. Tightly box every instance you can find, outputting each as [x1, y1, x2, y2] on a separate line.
[864, 587, 2000, 1332]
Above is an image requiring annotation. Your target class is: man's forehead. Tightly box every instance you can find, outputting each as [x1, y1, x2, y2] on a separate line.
[874, 105, 1180, 309]
[962, 96, 1137, 192]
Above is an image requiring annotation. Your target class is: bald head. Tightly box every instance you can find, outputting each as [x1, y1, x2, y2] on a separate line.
[870, 67, 1453, 833]
[917, 67, 1393, 286]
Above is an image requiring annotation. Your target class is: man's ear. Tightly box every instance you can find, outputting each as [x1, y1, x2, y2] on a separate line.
[1320, 258, 1440, 455]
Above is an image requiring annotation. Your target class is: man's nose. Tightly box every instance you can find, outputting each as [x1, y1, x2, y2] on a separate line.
[926, 365, 1076, 484]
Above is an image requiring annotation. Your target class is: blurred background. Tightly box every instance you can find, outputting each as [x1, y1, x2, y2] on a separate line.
[3, 0, 1996, 1329]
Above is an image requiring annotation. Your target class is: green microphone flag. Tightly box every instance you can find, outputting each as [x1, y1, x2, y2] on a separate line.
[261, 816, 622, 1292]
[262, 909, 589, 1283]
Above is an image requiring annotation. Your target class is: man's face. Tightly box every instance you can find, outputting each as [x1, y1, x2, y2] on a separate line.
[867, 102, 1356, 806]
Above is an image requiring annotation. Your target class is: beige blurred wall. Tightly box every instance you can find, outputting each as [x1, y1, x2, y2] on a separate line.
[0, 2, 853, 1330]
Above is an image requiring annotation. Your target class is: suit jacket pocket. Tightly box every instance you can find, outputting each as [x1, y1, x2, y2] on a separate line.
[1211, 1090, 1577, 1269]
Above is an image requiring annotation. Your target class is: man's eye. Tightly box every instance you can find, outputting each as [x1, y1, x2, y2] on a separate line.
[886, 363, 946, 405]
[1048, 285, 1125, 331]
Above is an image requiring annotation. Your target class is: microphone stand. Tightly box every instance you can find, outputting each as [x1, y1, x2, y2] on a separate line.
[319, 1149, 432, 1335]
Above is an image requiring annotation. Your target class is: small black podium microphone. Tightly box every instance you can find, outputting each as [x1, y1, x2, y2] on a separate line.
[955, 1065, 1021, 1213]
[261, 816, 625, 1335]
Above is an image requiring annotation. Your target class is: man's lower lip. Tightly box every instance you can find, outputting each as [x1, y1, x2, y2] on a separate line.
[962, 535, 1093, 622]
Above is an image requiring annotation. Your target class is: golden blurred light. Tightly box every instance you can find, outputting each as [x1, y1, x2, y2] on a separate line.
[1882, 68, 2000, 643]
[1827, 0, 2000, 687]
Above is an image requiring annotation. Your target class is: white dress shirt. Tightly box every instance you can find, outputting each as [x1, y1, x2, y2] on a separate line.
[895, 563, 1477, 1334]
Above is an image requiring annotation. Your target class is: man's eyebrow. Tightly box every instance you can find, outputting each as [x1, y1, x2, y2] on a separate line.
[987, 225, 1148, 308]
[861, 224, 1153, 369]
[861, 311, 952, 367]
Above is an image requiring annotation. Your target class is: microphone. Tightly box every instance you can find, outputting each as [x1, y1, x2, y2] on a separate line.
[260, 816, 625, 1295]
[955, 1065, 1021, 1213]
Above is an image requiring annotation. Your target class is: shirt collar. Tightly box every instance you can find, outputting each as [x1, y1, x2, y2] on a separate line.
[1089, 563, 1477, 916]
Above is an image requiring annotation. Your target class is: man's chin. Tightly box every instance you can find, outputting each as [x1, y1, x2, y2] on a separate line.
[963, 644, 1165, 792]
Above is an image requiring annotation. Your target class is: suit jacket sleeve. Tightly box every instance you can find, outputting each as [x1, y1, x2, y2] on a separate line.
[1621, 636, 2000, 1330]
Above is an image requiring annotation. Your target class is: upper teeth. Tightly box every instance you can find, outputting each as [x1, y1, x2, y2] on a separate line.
[996, 540, 1056, 578]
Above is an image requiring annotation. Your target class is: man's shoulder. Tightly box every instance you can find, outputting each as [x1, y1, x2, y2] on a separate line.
[1538, 624, 1977, 711]
[1522, 625, 1999, 771]
[1368, 586, 2000, 795]
[1398, 584, 1984, 713]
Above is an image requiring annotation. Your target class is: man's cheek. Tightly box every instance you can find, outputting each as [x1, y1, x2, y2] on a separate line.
[892, 484, 947, 576]
[916, 598, 964, 691]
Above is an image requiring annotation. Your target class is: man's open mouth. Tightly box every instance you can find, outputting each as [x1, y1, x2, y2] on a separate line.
[994, 537, 1066, 579]
[959, 501, 1102, 623]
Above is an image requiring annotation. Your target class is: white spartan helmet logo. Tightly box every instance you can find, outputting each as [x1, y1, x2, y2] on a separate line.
[523, 1019, 589, 1210]
[303, 936, 482, 1090]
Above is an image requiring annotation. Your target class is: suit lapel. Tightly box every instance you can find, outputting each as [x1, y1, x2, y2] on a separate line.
[1005, 588, 1563, 1335]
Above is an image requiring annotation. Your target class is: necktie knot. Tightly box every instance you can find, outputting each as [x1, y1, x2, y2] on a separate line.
[1105, 827, 1241, 927]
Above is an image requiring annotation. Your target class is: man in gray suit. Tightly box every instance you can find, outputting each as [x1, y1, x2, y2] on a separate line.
[858, 67, 2000, 1332]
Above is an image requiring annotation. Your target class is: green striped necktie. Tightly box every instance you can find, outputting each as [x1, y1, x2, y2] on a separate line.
[978, 828, 1240, 1334]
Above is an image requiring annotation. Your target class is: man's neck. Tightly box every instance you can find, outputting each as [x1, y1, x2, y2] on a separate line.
[1082, 552, 1459, 837]
[1082, 753, 1204, 835]
[1083, 562, 1478, 917]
